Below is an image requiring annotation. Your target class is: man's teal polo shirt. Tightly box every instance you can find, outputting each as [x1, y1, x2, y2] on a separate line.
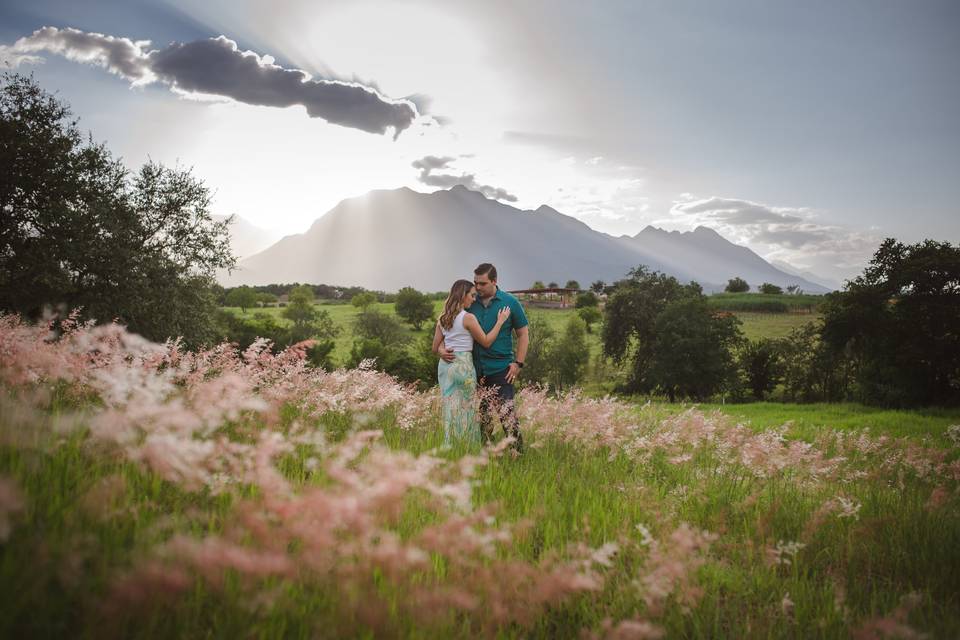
[468, 287, 529, 376]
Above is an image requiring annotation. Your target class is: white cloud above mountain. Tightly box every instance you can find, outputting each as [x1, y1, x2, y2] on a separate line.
[662, 196, 881, 282]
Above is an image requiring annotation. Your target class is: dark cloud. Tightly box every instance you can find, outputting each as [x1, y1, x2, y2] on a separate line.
[411, 155, 517, 202]
[2, 27, 418, 136]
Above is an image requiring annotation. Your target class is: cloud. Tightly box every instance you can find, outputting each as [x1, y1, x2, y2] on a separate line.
[1, 27, 418, 136]
[411, 155, 517, 202]
[665, 195, 882, 279]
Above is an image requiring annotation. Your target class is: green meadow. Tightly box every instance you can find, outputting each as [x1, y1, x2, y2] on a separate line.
[220, 300, 820, 370]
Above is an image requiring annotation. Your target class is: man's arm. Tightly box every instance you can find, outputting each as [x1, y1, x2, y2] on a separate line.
[432, 322, 455, 363]
[505, 325, 529, 384]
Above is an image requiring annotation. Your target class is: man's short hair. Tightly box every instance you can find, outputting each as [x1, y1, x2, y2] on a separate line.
[474, 263, 498, 281]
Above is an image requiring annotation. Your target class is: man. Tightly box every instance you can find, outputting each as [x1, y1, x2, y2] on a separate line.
[436, 263, 529, 451]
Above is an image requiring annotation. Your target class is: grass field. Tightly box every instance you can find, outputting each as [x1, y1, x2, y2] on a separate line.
[707, 293, 824, 313]
[2, 317, 958, 638]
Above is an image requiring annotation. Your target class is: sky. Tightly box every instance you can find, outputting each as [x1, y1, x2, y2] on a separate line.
[2, 0, 958, 283]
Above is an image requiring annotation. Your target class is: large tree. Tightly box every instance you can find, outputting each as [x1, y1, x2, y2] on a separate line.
[821, 238, 960, 406]
[0, 73, 235, 346]
[646, 298, 742, 401]
[602, 266, 742, 398]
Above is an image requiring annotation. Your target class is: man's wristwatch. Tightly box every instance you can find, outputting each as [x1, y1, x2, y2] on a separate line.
[514, 361, 524, 368]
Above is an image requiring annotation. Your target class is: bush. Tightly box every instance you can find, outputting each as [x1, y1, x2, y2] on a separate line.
[575, 291, 598, 308]
[577, 306, 602, 333]
[351, 292, 377, 309]
[354, 309, 408, 345]
[758, 283, 783, 295]
[551, 315, 589, 391]
[518, 316, 555, 389]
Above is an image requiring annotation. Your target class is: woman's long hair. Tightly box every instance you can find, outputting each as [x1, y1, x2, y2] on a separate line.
[439, 279, 474, 330]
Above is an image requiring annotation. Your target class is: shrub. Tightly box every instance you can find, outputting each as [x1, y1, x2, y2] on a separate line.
[758, 283, 784, 295]
[575, 291, 599, 308]
[577, 306, 602, 333]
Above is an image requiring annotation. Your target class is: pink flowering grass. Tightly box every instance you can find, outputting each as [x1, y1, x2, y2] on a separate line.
[1, 313, 959, 638]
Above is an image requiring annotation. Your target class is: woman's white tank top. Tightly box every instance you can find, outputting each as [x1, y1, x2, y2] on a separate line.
[442, 310, 474, 352]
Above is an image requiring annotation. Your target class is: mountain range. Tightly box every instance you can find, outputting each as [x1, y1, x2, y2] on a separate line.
[219, 186, 832, 294]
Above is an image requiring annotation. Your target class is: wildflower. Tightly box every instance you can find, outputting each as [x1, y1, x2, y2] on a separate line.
[765, 540, 806, 567]
[781, 592, 795, 618]
[834, 496, 862, 520]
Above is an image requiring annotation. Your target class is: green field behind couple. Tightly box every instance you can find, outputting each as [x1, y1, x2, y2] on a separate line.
[220, 301, 820, 374]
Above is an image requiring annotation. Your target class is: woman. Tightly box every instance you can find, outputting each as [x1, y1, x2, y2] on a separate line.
[432, 279, 510, 446]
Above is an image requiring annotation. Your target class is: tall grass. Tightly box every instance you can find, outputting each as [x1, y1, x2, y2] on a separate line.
[2, 313, 957, 638]
[707, 293, 823, 314]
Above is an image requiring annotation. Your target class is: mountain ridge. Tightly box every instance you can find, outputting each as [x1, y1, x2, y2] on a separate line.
[220, 187, 830, 293]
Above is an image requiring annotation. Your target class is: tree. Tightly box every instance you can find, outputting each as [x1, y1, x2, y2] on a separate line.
[551, 315, 589, 391]
[645, 298, 742, 401]
[257, 292, 278, 306]
[786, 284, 802, 295]
[282, 285, 339, 356]
[226, 286, 258, 313]
[395, 286, 434, 330]
[575, 291, 599, 308]
[565, 280, 581, 290]
[758, 283, 783, 295]
[602, 266, 741, 397]
[531, 281, 546, 290]
[353, 308, 408, 345]
[517, 316, 555, 389]
[0, 73, 235, 347]
[602, 266, 691, 390]
[738, 339, 783, 400]
[778, 322, 852, 403]
[590, 280, 606, 294]
[547, 281, 559, 289]
[725, 277, 750, 293]
[351, 292, 377, 310]
[820, 238, 960, 406]
[577, 306, 602, 333]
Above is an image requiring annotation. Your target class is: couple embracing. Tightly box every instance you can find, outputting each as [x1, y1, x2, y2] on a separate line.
[431, 263, 529, 452]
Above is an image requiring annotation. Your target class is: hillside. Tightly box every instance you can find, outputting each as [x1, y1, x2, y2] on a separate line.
[221, 186, 829, 293]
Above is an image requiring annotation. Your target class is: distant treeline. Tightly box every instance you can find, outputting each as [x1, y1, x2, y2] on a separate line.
[218, 283, 448, 305]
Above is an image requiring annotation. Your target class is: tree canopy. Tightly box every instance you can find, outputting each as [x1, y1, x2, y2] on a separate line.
[725, 277, 749, 293]
[758, 283, 783, 295]
[602, 266, 740, 398]
[394, 286, 434, 330]
[0, 73, 234, 347]
[820, 238, 960, 406]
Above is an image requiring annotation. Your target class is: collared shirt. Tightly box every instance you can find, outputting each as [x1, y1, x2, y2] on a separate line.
[467, 287, 529, 376]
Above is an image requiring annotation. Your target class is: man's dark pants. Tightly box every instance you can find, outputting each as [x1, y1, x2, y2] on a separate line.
[477, 368, 523, 452]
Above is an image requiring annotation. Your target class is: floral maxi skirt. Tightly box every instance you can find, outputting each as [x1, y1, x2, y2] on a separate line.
[438, 352, 480, 447]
